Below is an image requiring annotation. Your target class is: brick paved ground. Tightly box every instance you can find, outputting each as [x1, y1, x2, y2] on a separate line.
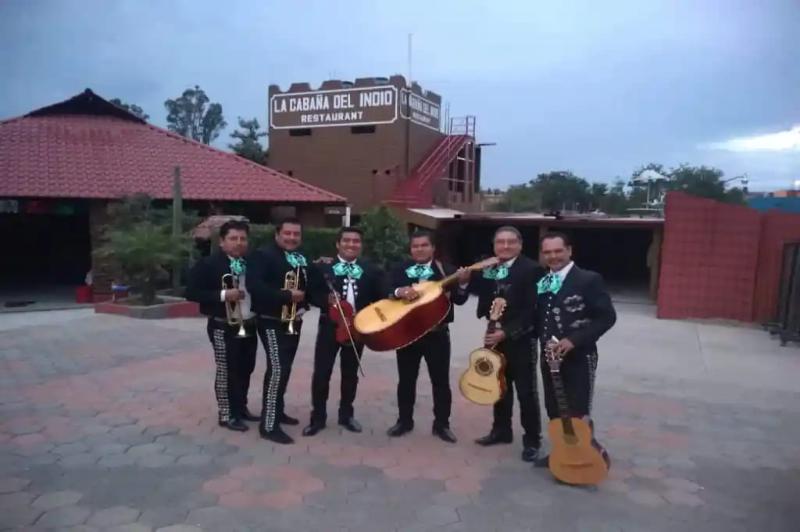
[1, 301, 798, 531]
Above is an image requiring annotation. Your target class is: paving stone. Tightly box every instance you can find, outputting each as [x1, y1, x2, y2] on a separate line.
[0, 476, 31, 493]
[52, 441, 90, 456]
[2, 505, 43, 527]
[0, 490, 34, 508]
[99, 453, 139, 467]
[662, 489, 705, 507]
[95, 443, 131, 455]
[126, 443, 166, 456]
[175, 453, 213, 466]
[184, 506, 237, 529]
[139, 507, 190, 529]
[36, 505, 92, 527]
[87, 505, 141, 527]
[32, 489, 84, 509]
[155, 526, 204, 532]
[60, 452, 100, 467]
[138, 454, 176, 468]
[108, 524, 153, 532]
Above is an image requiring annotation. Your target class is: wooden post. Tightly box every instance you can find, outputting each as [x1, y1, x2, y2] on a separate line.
[172, 166, 183, 291]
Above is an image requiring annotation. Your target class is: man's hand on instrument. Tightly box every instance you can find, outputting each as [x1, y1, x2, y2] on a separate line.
[455, 267, 471, 285]
[289, 289, 305, 303]
[551, 338, 575, 356]
[327, 294, 338, 306]
[224, 289, 244, 302]
[484, 328, 506, 346]
[397, 286, 420, 302]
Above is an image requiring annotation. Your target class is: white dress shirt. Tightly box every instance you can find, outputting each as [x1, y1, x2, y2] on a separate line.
[337, 256, 357, 308]
[219, 257, 254, 319]
[551, 261, 574, 281]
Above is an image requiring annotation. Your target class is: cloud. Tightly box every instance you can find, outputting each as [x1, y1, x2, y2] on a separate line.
[704, 125, 800, 152]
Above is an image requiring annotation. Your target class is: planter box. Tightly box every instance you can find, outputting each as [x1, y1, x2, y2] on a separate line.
[94, 295, 200, 319]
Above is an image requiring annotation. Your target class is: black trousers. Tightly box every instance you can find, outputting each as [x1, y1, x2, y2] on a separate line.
[396, 327, 452, 428]
[257, 319, 302, 432]
[310, 320, 364, 423]
[492, 334, 542, 447]
[206, 319, 258, 422]
[541, 344, 598, 420]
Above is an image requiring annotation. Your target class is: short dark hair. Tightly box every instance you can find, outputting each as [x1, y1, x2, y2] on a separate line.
[494, 225, 522, 241]
[337, 226, 363, 241]
[409, 229, 434, 245]
[219, 220, 250, 238]
[540, 231, 571, 247]
[275, 217, 302, 234]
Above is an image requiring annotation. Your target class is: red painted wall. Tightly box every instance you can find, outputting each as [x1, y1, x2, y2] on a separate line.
[657, 192, 800, 322]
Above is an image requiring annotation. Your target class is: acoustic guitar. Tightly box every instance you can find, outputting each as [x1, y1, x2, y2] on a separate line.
[543, 336, 610, 486]
[354, 257, 498, 351]
[459, 297, 508, 405]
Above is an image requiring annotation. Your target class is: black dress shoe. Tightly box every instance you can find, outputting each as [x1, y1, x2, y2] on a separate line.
[521, 446, 541, 462]
[474, 431, 513, 446]
[338, 418, 362, 433]
[386, 422, 413, 437]
[432, 425, 457, 443]
[302, 421, 326, 437]
[241, 409, 260, 422]
[533, 454, 550, 468]
[279, 413, 299, 426]
[259, 427, 294, 444]
[218, 418, 249, 432]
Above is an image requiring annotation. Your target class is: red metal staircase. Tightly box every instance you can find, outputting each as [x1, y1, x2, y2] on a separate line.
[388, 116, 476, 208]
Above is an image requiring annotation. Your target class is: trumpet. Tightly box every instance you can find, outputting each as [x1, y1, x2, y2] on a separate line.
[221, 273, 247, 337]
[281, 266, 300, 335]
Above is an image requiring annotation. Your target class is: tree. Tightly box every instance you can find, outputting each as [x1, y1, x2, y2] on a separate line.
[109, 98, 149, 121]
[95, 195, 194, 305]
[531, 171, 592, 212]
[599, 179, 631, 215]
[666, 164, 748, 203]
[360, 206, 407, 268]
[495, 183, 540, 212]
[229, 117, 267, 164]
[589, 183, 608, 210]
[164, 85, 227, 144]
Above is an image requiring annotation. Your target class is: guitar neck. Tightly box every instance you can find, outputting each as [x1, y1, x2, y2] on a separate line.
[549, 362, 575, 435]
[439, 258, 498, 288]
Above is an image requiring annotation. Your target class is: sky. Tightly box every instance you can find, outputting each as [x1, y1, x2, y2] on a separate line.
[1, 0, 798, 191]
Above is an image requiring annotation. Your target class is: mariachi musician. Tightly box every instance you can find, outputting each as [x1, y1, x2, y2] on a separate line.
[471, 225, 546, 462]
[302, 227, 386, 436]
[246, 217, 309, 444]
[186, 220, 258, 432]
[534, 231, 616, 467]
[387, 230, 471, 443]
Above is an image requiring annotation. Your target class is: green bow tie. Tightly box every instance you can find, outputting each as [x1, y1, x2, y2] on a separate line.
[332, 261, 363, 280]
[406, 263, 434, 280]
[483, 264, 509, 280]
[229, 257, 246, 276]
[285, 251, 307, 268]
[537, 272, 563, 295]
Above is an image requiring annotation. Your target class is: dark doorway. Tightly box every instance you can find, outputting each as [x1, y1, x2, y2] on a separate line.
[0, 212, 91, 303]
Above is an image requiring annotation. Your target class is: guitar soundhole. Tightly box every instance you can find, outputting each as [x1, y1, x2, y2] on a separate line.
[475, 357, 494, 376]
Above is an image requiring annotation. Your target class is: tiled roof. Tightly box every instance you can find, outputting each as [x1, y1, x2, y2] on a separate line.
[0, 90, 344, 203]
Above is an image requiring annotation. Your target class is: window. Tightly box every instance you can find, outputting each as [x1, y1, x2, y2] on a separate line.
[351, 125, 376, 134]
[289, 128, 312, 137]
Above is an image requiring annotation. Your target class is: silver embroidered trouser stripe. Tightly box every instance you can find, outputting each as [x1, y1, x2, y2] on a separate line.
[586, 350, 599, 414]
[211, 329, 231, 422]
[263, 328, 281, 430]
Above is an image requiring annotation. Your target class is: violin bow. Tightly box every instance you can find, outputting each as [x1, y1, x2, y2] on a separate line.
[324, 274, 366, 377]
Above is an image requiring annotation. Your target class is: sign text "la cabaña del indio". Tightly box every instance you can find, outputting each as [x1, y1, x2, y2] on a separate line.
[270, 86, 398, 129]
